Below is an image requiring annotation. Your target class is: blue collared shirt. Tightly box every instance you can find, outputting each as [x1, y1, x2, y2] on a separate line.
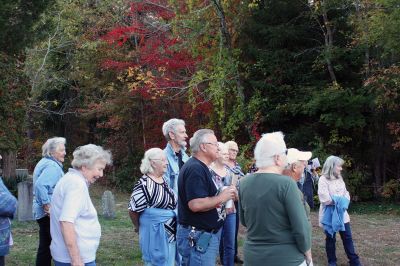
[164, 143, 189, 195]
[32, 156, 64, 220]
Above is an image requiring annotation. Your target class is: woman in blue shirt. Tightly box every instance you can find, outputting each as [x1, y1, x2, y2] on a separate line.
[0, 170, 18, 266]
[33, 137, 66, 266]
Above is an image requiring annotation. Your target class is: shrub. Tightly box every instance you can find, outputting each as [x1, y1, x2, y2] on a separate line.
[381, 179, 400, 202]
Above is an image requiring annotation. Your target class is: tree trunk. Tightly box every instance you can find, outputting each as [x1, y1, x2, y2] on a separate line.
[1, 150, 17, 180]
[211, 0, 245, 101]
[321, 4, 337, 84]
[373, 109, 388, 197]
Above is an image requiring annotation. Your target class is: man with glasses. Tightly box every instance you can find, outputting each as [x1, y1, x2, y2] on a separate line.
[177, 129, 237, 266]
[162, 118, 190, 195]
[225, 140, 244, 264]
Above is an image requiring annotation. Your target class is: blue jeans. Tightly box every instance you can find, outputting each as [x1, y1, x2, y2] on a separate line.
[219, 213, 236, 266]
[144, 241, 176, 266]
[177, 224, 221, 266]
[54, 260, 96, 266]
[325, 223, 361, 266]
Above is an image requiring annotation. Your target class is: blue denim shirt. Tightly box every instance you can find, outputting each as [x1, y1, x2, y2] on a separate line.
[32, 156, 64, 220]
[164, 143, 189, 195]
[0, 177, 17, 256]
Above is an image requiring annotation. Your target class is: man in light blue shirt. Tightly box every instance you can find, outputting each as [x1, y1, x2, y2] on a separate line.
[162, 119, 189, 266]
[162, 118, 189, 195]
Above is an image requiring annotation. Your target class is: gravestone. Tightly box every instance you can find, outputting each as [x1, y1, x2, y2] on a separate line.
[17, 181, 34, 221]
[15, 169, 29, 179]
[102, 190, 116, 219]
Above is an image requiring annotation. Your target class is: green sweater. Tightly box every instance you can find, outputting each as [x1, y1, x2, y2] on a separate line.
[239, 173, 311, 266]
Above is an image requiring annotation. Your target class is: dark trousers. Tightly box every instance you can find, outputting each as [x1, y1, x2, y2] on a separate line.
[234, 202, 239, 258]
[325, 223, 361, 266]
[36, 216, 52, 266]
[0, 255, 5, 266]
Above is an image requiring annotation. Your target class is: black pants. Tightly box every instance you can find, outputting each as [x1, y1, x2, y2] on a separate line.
[0, 255, 5, 266]
[36, 216, 52, 266]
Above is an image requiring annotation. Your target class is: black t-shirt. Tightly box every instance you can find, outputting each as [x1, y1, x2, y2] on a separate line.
[177, 157, 223, 231]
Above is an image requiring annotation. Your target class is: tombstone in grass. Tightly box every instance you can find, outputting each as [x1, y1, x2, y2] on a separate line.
[102, 190, 116, 219]
[17, 180, 34, 221]
[16, 168, 29, 179]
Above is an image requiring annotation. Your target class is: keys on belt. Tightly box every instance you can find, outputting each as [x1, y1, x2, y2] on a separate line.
[188, 226, 196, 247]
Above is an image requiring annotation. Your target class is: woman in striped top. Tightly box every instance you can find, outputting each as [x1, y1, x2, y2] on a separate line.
[128, 148, 177, 266]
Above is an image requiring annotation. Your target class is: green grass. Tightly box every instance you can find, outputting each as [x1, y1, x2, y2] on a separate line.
[348, 202, 400, 215]
[6, 184, 400, 265]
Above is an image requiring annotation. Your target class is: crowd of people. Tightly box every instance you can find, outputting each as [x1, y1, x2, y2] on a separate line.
[0, 118, 363, 266]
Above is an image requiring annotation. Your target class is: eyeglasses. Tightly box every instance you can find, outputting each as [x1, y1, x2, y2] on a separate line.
[203, 142, 219, 147]
[229, 149, 239, 153]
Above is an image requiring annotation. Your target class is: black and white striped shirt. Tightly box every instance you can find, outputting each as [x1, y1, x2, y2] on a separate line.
[128, 175, 177, 241]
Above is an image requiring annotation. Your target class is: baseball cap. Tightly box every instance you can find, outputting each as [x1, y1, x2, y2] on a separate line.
[287, 148, 312, 164]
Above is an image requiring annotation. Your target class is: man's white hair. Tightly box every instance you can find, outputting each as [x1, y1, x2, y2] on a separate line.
[162, 118, 185, 141]
[189, 129, 214, 155]
[254, 132, 287, 168]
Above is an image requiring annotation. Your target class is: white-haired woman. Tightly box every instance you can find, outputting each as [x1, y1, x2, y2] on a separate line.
[50, 144, 112, 266]
[129, 148, 177, 266]
[318, 156, 362, 266]
[33, 137, 66, 266]
[239, 132, 311, 266]
[210, 142, 237, 266]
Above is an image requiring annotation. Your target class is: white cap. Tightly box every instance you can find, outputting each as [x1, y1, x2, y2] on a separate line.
[287, 148, 312, 164]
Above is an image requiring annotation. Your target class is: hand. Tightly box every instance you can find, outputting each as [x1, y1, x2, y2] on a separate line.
[71, 257, 84, 266]
[225, 207, 235, 214]
[43, 204, 50, 215]
[220, 186, 236, 203]
[305, 250, 312, 266]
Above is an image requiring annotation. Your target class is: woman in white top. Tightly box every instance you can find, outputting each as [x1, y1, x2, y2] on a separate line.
[50, 144, 112, 266]
[318, 156, 362, 266]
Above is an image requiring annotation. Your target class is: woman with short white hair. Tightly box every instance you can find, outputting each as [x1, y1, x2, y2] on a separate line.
[33, 137, 66, 266]
[318, 156, 362, 266]
[239, 132, 311, 266]
[128, 148, 177, 266]
[50, 144, 112, 266]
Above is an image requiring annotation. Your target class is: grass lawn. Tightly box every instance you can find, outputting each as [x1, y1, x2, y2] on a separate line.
[6, 184, 400, 265]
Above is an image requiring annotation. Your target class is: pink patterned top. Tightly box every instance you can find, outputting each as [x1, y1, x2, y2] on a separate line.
[318, 175, 351, 227]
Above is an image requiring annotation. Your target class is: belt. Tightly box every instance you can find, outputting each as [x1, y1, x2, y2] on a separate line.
[180, 224, 218, 234]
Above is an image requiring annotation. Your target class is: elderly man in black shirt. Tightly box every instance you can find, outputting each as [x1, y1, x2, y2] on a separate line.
[177, 129, 236, 266]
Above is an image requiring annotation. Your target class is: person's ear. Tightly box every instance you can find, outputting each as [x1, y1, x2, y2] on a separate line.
[168, 131, 175, 140]
[273, 154, 280, 165]
[202, 144, 208, 152]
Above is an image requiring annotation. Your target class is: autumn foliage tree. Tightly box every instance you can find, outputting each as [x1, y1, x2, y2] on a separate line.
[85, 0, 212, 186]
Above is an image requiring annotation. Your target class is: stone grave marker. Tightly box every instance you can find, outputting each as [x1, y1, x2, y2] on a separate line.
[17, 181, 34, 221]
[102, 190, 116, 219]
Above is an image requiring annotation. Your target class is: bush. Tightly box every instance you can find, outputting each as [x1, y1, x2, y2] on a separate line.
[345, 168, 374, 201]
[381, 179, 400, 202]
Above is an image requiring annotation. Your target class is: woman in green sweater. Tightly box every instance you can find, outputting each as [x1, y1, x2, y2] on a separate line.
[239, 132, 312, 266]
